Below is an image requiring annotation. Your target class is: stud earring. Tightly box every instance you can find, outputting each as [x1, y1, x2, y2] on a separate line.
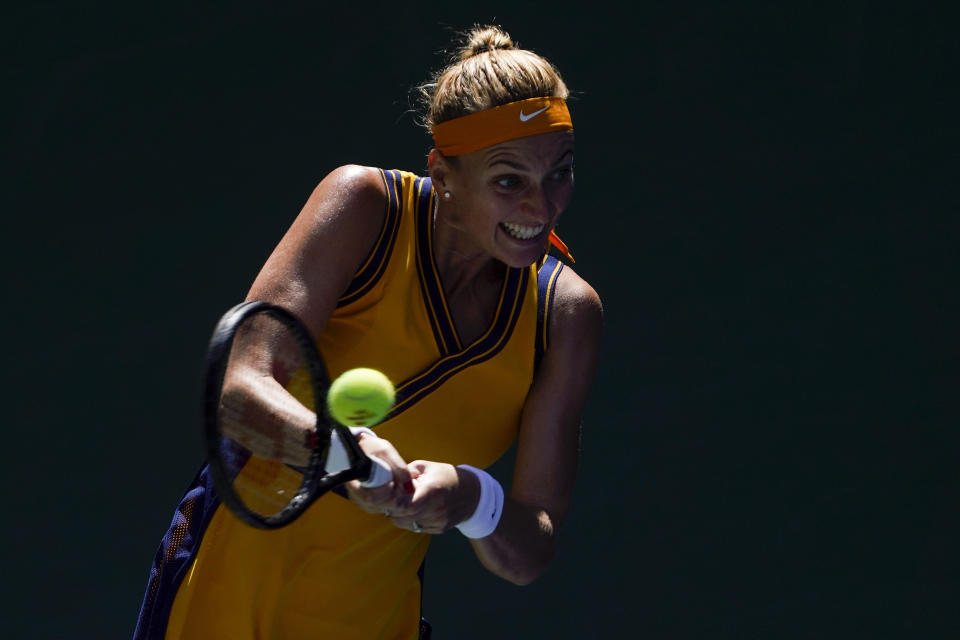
[443, 191, 452, 199]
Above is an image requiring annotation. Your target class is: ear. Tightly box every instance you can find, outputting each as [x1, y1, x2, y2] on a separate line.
[428, 149, 453, 192]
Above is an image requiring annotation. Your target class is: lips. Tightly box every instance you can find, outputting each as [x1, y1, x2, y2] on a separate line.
[500, 222, 545, 240]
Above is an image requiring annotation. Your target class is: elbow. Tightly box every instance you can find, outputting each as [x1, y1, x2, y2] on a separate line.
[506, 569, 545, 587]
[503, 545, 555, 586]
[486, 531, 556, 586]
[476, 506, 561, 585]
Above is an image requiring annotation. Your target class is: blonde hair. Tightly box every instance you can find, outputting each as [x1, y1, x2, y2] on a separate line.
[418, 25, 570, 130]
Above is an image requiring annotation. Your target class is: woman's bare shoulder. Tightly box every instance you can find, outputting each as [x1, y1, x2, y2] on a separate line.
[550, 265, 603, 338]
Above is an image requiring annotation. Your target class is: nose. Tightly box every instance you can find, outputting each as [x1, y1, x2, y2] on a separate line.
[521, 184, 554, 223]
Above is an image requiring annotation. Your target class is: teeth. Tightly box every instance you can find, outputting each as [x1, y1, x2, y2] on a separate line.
[501, 222, 545, 240]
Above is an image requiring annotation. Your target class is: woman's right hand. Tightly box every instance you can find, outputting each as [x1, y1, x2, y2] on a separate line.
[344, 431, 416, 514]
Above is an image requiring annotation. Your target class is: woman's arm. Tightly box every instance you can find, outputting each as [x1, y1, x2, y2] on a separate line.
[247, 164, 388, 336]
[390, 266, 602, 584]
[469, 267, 602, 584]
[218, 166, 414, 496]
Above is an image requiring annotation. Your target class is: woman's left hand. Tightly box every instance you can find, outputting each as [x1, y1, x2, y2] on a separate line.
[344, 432, 415, 514]
[386, 461, 480, 535]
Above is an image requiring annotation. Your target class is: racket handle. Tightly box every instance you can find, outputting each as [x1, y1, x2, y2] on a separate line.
[363, 454, 394, 488]
[325, 428, 393, 488]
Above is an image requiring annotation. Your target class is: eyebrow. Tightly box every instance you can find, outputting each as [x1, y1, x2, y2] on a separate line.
[485, 148, 574, 171]
[487, 158, 527, 170]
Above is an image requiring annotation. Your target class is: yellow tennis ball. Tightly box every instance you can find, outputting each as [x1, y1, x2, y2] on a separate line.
[326, 368, 395, 427]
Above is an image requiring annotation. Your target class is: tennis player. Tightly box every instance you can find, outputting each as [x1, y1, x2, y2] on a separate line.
[134, 25, 602, 640]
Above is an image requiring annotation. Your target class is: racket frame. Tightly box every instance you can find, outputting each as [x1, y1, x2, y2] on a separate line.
[203, 300, 376, 529]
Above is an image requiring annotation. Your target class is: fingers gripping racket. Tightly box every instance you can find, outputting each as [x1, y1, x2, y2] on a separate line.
[203, 300, 392, 529]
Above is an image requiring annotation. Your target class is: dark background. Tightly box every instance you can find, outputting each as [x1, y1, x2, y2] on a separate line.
[5, 1, 956, 638]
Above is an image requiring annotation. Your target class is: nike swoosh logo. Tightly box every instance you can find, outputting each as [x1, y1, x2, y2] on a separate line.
[519, 106, 549, 122]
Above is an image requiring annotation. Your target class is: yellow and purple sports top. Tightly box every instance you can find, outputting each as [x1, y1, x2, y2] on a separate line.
[133, 170, 566, 640]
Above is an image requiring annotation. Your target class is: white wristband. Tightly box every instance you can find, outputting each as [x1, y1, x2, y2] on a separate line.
[325, 427, 376, 473]
[455, 465, 504, 539]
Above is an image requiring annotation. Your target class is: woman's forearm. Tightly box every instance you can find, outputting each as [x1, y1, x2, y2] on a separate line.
[220, 371, 315, 467]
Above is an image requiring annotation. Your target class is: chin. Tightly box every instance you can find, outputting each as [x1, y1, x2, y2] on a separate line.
[500, 246, 548, 269]
[496, 228, 550, 268]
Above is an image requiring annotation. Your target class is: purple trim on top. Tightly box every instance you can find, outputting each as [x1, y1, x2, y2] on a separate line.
[413, 176, 462, 356]
[387, 265, 528, 420]
[337, 169, 403, 308]
[535, 255, 564, 370]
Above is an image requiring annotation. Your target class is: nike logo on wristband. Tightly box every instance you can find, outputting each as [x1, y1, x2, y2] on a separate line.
[519, 106, 549, 122]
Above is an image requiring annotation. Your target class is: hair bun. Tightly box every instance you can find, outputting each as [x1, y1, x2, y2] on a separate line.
[418, 24, 568, 130]
[459, 26, 514, 60]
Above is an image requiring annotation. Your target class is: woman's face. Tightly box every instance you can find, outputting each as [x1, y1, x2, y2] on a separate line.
[437, 131, 575, 268]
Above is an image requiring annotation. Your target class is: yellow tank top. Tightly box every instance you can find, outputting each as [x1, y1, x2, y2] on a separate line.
[162, 170, 545, 640]
[321, 169, 537, 467]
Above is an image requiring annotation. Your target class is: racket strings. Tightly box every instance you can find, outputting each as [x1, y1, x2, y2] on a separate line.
[210, 305, 331, 525]
[219, 319, 316, 467]
[205, 301, 371, 529]
[232, 456, 304, 512]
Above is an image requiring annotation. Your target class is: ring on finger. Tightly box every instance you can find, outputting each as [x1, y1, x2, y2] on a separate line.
[382, 509, 392, 517]
[412, 521, 422, 533]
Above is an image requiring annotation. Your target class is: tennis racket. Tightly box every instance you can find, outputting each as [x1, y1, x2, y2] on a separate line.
[203, 300, 393, 529]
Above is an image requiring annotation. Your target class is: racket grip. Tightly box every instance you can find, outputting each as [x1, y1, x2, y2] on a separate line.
[325, 428, 393, 488]
[361, 455, 393, 488]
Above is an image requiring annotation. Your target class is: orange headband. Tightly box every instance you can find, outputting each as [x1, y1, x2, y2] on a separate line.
[431, 96, 573, 157]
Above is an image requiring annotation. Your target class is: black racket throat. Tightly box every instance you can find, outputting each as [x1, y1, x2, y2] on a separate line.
[203, 300, 375, 530]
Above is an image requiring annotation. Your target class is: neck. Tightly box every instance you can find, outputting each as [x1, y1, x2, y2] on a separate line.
[432, 199, 503, 298]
